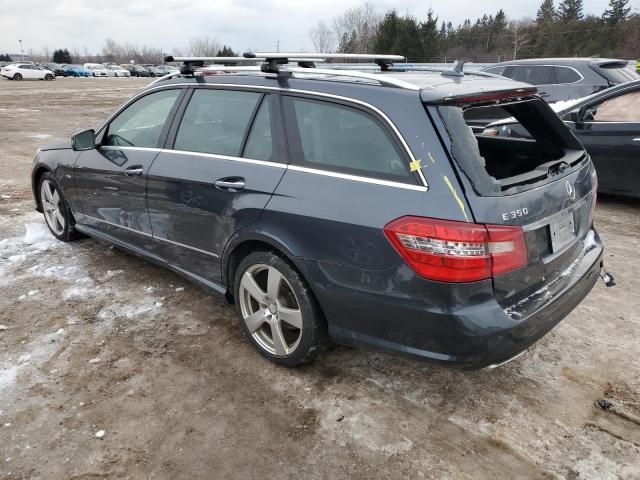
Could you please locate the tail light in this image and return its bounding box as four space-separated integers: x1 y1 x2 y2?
384 216 527 282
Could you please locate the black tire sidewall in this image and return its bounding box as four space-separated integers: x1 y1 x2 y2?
39 172 77 242
14 73 22 80
233 251 326 367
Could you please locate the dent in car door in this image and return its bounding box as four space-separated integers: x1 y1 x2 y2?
74 88 184 248
146 89 287 282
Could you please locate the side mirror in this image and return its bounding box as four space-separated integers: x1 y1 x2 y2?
566 109 581 123
72 129 95 151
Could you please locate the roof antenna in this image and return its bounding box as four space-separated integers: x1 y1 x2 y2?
442 60 465 78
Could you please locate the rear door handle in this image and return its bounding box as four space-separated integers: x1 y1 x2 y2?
124 166 144 177
214 177 245 192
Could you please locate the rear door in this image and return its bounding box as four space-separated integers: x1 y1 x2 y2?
74 88 184 248
571 89 640 194
146 87 287 282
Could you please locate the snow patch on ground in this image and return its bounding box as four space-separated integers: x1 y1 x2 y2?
28 133 52 140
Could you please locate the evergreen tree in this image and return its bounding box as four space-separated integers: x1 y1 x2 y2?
536 0 556 24
602 0 631 24
216 45 237 57
557 0 584 22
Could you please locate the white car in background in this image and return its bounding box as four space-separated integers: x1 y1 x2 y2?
0 63 55 80
105 65 130 77
84 63 109 77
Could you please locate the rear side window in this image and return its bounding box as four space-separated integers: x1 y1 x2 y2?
174 89 262 156
104 89 181 148
555 66 581 84
510 65 556 85
283 96 414 183
484 66 506 76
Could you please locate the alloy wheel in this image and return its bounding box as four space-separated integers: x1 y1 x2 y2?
238 264 303 356
40 180 65 236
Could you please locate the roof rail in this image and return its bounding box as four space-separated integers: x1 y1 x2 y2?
281 66 419 90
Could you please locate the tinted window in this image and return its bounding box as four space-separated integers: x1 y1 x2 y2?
484 66 506 76
510 65 556 85
555 66 581 84
284 96 413 182
174 89 261 156
243 97 273 161
595 63 639 84
103 89 181 148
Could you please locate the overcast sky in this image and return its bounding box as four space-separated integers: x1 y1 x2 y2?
0 0 634 56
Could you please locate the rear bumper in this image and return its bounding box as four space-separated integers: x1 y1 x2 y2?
303 229 603 369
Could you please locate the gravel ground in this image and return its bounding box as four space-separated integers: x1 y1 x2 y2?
0 77 639 480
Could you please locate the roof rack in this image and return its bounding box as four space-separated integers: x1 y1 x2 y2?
160 53 417 90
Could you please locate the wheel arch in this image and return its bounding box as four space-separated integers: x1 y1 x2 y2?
32 165 52 212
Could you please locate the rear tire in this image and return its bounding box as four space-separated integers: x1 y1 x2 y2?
38 173 79 242
13 73 22 80
234 251 328 367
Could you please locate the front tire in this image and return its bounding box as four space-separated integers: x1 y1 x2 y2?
39 173 79 242
44 73 53 80
234 251 327 367
13 73 22 80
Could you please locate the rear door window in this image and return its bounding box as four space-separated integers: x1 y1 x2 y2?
554 66 581 84
174 89 262 156
103 89 181 148
243 96 274 161
283 96 415 183
510 65 557 85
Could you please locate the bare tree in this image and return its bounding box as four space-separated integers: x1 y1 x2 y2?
508 20 532 60
185 36 221 57
332 1 381 53
42 46 50 62
309 21 336 52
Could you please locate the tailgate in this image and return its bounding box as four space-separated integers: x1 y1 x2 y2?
427 94 599 311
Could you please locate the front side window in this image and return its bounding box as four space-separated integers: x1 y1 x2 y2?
510 65 556 85
586 91 640 122
103 89 181 148
174 89 262 156
284 96 413 182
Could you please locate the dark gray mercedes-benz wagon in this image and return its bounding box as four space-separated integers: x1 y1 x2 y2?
31 54 604 369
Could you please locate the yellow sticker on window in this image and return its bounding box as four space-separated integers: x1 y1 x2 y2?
409 159 422 172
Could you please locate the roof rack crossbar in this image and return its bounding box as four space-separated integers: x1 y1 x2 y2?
243 52 405 62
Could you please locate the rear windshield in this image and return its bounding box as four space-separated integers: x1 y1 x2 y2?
434 98 584 196
594 62 639 84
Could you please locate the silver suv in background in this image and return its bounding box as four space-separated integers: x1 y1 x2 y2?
483 58 638 103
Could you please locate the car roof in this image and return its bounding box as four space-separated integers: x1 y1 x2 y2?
147 69 533 104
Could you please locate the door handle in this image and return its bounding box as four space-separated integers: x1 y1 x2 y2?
214 177 245 192
124 166 143 177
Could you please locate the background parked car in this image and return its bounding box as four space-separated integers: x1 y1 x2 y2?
483 58 639 103
484 79 640 198
105 65 130 77
64 64 92 77
120 64 150 77
41 63 68 77
84 63 109 77
140 64 165 77
154 64 179 75
0 63 54 80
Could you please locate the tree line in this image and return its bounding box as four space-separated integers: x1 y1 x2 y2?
310 0 639 62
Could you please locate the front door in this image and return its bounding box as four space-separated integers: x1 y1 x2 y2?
571 89 640 194
146 88 287 282
74 88 184 248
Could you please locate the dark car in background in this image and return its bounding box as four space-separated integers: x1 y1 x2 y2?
121 64 151 77
485 79 640 198
41 63 68 77
29 54 603 369
141 64 165 77
483 58 638 103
